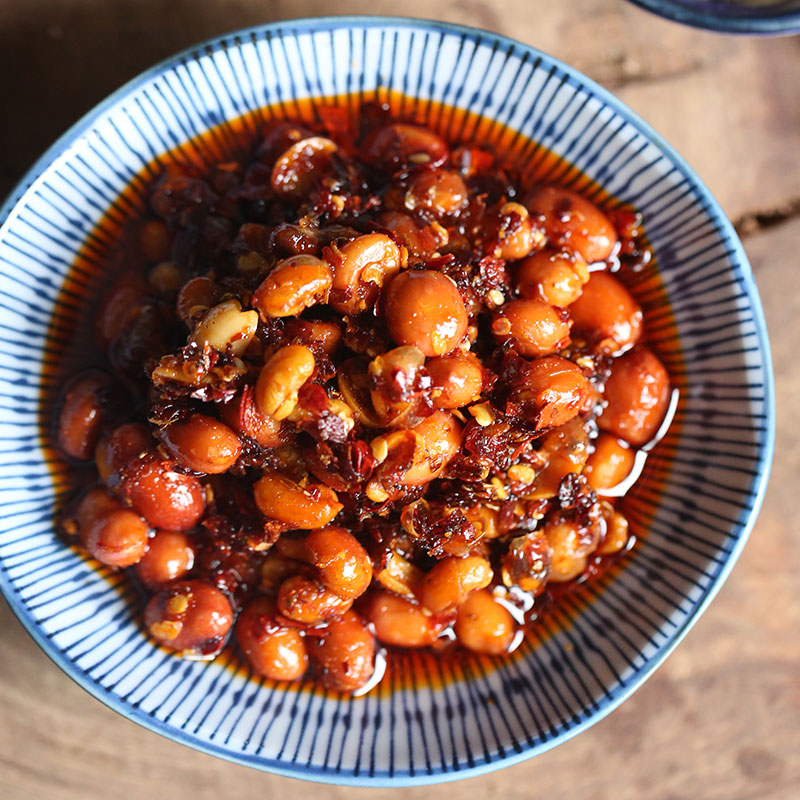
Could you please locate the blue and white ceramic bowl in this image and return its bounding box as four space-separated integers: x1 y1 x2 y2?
0 17 774 785
628 0 800 34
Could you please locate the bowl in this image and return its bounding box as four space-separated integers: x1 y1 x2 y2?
627 0 800 34
0 16 774 785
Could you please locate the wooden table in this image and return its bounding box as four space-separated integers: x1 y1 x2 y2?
1 2 798 798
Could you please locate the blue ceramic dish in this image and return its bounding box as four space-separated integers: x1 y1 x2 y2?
628 0 800 34
0 17 774 785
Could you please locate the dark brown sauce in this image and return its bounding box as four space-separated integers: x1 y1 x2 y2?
39 91 684 695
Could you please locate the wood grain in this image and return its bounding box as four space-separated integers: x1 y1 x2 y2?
1 2 798 799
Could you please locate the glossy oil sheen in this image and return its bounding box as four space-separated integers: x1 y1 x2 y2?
39 90 684 693
0 19 773 785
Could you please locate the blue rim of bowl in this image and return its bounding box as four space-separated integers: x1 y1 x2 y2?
627 0 800 34
0 15 776 786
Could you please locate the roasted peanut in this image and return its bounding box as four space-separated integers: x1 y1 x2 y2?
427 350 484 409
259 551 303 595
190 299 258 357
253 471 342 529
277 575 352 624
255 345 315 421
598 347 670 446
492 299 572 357
493 202 540 260
463 504 500 540
149 175 217 220
454 590 516 655
144 580 233 656
598 508 630 555
305 526 372 600
308 610 375 692
526 185 618 263
421 555 493 613
378 211 441 259
403 410 462 485
544 518 595 582
374 551 425 598
273 532 311 562
451 144 495 177
584 433 636 492
95 422 154 486
271 136 337 199
135 530 195 587
148 261 182 294
516 248 589 307
363 123 449 170
368 345 429 426
326 233 403 315
95 274 149 347
58 371 113 460
139 219 171 262
235 595 307 681
176 276 220 325
501 532 550 594
220 392 289 449
122 460 206 531
252 255 332 318
366 590 444 648
527 417 590 498
75 486 121 535
285 318 343 355
160 414 241 474
257 121 315 164
76 488 149 568
384 270 468 356
405 170 468 217
509 356 591 430
270 223 321 256
569 271 642 352
237 250 269 274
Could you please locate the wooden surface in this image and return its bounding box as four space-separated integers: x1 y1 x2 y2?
1 2 798 798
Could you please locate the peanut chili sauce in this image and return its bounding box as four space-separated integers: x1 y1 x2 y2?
42 91 682 693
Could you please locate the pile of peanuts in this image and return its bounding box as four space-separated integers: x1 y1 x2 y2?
57 110 672 692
